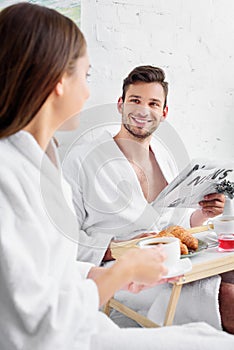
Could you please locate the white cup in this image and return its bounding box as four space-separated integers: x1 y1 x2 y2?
137 236 180 269
208 215 234 235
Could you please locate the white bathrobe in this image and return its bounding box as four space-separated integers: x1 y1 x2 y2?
0 130 233 349
63 131 222 330
63 130 193 264
0 131 115 350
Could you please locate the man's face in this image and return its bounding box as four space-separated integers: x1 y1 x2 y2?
118 82 168 139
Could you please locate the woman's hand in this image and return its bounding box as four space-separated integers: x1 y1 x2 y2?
123 275 181 294
89 246 168 306
116 246 167 286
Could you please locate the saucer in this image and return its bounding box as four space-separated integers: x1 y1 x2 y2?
163 258 192 278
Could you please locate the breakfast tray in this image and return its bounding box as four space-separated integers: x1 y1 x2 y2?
110 224 213 260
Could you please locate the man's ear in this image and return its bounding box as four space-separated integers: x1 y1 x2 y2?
117 97 123 114
161 106 168 121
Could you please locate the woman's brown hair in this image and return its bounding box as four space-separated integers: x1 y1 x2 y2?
0 2 86 138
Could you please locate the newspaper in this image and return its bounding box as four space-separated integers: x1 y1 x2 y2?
154 159 234 208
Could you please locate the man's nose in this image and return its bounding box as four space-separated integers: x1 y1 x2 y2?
136 106 149 117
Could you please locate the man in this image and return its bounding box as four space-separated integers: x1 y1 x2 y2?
63 66 233 333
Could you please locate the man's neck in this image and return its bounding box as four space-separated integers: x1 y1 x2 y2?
114 126 152 164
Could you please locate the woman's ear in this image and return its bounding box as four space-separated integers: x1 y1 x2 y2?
117 97 123 114
54 76 65 96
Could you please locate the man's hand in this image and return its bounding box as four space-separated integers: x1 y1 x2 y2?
113 232 156 244
199 193 225 218
191 193 226 226
129 232 157 240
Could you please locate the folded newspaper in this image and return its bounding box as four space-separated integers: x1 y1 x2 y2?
154 159 234 208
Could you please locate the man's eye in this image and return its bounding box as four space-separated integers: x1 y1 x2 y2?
130 99 140 104
150 102 160 108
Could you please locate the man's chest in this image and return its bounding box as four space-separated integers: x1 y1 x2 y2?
130 157 168 203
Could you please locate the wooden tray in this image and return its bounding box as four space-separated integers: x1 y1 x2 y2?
110 224 213 260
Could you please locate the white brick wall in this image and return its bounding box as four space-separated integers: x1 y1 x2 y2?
80 0 234 161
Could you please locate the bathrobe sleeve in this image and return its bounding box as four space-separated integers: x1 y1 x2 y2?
0 174 99 350
63 163 114 265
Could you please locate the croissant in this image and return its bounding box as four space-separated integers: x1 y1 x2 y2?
165 225 199 250
156 230 189 255
179 241 189 255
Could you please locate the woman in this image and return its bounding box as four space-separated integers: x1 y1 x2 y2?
0 3 233 350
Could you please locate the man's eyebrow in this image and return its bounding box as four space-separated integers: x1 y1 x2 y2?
127 95 163 103
128 95 142 98
149 98 162 103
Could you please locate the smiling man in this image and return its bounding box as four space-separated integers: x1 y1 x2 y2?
112 66 224 218
113 67 169 205
119 81 168 139
63 66 233 332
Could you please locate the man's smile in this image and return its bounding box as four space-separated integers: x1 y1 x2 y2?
129 113 153 126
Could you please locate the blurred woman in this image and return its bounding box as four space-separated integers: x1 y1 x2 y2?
0 3 232 349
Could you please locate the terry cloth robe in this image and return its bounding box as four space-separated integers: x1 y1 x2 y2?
63 131 222 330
1 131 233 350
63 130 193 264
0 131 117 350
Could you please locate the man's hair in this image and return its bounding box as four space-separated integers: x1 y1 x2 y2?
122 65 168 108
